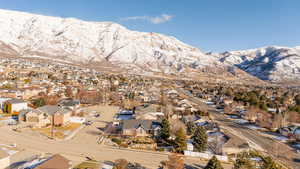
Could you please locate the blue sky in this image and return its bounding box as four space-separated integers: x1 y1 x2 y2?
0 0 299 52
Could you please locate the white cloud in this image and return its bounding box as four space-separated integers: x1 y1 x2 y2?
121 14 174 24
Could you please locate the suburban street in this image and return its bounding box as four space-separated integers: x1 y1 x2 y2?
0 105 233 169
176 88 300 169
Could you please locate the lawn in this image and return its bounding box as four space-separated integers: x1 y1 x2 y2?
73 160 100 169
0 113 13 118
32 123 81 139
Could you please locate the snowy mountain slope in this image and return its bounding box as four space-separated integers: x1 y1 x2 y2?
0 9 296 83
0 9 220 72
216 46 300 82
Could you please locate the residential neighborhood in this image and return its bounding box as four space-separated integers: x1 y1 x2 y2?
0 58 298 169
0 2 299 168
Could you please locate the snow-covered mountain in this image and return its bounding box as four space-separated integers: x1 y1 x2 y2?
0 9 298 83
0 9 220 73
216 46 300 82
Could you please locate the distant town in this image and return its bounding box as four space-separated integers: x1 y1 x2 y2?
0 57 297 169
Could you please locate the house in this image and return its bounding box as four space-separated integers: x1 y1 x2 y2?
24 105 72 127
121 119 161 137
18 109 33 121
37 105 72 126
0 149 10 169
0 97 11 111
33 154 72 169
25 109 51 127
4 99 28 114
115 110 134 121
58 98 80 110
182 115 200 123
0 90 23 99
22 87 47 99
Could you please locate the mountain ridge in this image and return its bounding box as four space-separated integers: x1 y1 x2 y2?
0 9 298 83
215 46 300 82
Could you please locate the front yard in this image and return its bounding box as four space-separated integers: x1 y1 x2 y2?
32 123 82 139
109 136 157 150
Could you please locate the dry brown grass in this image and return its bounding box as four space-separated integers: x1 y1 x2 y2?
32 123 81 139
0 113 12 117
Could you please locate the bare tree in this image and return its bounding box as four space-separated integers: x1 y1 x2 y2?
44 94 60 105
287 111 300 123
224 105 232 114
160 153 184 169
245 106 259 122
65 86 73 98
114 159 129 169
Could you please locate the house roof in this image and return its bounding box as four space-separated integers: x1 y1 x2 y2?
34 154 71 169
37 105 70 115
19 109 33 116
122 119 157 130
6 99 27 104
58 99 80 107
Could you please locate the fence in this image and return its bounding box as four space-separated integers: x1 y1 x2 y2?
184 151 228 162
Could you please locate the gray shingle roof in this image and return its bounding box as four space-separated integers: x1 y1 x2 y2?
122 120 154 130
6 99 26 104
58 99 80 107
37 105 70 115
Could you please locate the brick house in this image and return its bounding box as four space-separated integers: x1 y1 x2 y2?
24 105 71 127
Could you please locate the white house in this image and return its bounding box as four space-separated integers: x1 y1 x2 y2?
4 99 28 114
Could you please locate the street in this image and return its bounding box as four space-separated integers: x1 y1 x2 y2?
0 104 233 169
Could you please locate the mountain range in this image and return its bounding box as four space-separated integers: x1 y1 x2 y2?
0 9 299 83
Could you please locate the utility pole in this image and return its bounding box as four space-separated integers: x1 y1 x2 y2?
51 114 54 139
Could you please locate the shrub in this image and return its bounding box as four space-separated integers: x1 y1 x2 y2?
111 138 122 145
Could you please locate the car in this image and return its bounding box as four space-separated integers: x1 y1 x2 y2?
83 121 93 126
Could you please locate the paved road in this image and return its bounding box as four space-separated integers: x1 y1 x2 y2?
176 88 300 169
0 126 218 169
0 106 234 169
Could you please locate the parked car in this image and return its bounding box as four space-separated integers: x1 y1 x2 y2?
83 121 93 126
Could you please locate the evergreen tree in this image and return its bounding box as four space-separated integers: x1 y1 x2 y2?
233 152 254 169
174 128 187 153
186 121 196 135
204 156 224 169
33 98 46 107
262 156 281 169
160 118 171 141
295 94 300 105
191 126 207 152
